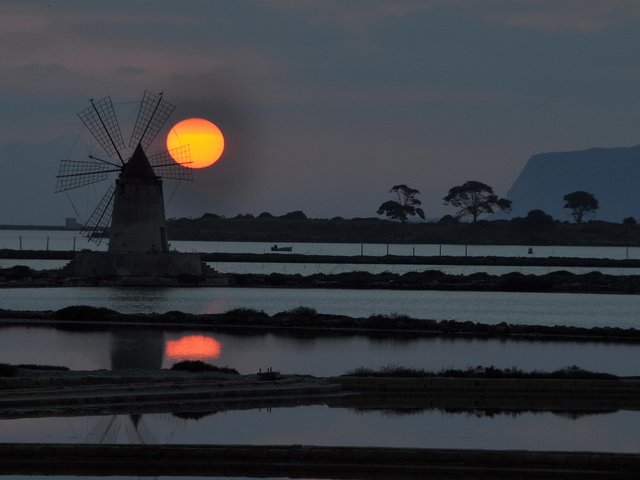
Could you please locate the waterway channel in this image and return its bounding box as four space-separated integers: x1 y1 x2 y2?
1 286 639 328
1 324 639 376
1 407 639 453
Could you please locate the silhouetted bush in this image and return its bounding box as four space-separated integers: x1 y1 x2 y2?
280 306 318 318
499 272 553 291
524 209 554 228
623 216 637 225
224 308 268 321
2 265 33 280
438 214 458 225
257 369 282 381
170 361 238 374
279 210 307 220
53 305 118 321
344 364 618 380
348 365 427 378
15 364 69 371
0 363 17 377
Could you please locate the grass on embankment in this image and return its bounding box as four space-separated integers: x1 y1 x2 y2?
345 365 619 380
0 363 69 377
170 360 238 374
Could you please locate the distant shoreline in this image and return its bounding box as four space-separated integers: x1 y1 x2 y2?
5 215 640 246
4 249 640 267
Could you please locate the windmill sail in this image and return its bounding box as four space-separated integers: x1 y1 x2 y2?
77 96 126 162
149 145 193 181
129 91 175 150
55 159 117 192
81 185 115 245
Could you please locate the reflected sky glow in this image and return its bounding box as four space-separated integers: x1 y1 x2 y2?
165 335 222 361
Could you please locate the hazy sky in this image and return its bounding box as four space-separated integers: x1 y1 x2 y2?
1 0 639 224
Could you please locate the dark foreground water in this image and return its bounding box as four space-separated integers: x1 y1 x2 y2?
1 407 638 452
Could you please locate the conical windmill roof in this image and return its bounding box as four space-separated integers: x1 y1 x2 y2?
121 144 157 179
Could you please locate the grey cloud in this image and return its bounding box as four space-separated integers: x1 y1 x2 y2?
115 65 147 76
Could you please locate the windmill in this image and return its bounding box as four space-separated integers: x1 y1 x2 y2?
56 91 192 253
56 91 208 279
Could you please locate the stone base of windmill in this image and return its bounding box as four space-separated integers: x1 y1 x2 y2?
69 251 223 285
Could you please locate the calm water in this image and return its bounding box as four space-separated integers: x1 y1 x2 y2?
0 326 639 376
1 286 638 328
2 286 638 375
1 407 638 452
1 234 637 457
2 229 640 259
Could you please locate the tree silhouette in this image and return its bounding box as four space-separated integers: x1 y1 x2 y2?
443 180 512 223
563 191 598 223
523 209 554 229
377 184 425 223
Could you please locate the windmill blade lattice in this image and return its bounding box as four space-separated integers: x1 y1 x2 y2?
149 145 193 181
77 96 126 162
55 159 118 192
81 184 115 245
129 91 175 150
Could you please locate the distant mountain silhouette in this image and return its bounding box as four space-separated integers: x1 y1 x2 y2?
506 144 640 222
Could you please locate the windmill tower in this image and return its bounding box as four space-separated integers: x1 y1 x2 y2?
56 91 207 281
109 143 170 254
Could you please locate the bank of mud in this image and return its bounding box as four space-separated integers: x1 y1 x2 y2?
2 306 640 344
1 367 640 419
2 443 639 478
5 254 640 294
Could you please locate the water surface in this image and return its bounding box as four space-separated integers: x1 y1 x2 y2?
1 326 638 376
1 286 638 328
2 230 640 259
1 407 638 452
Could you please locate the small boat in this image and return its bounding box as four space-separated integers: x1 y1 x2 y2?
271 244 292 252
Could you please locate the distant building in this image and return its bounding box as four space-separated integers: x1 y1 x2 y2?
65 217 82 230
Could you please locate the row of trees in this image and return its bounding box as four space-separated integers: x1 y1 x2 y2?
377 182 600 224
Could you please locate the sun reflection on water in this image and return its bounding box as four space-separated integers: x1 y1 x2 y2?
165 335 222 361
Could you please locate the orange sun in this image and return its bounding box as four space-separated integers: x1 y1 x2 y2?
166 117 224 168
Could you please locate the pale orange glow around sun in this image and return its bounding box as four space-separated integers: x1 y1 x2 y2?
166 117 224 168
166 335 222 361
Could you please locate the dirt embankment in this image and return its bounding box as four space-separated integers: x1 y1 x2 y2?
2 305 640 344
2 367 640 478
3 443 640 479
1 367 639 419
5 251 640 293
